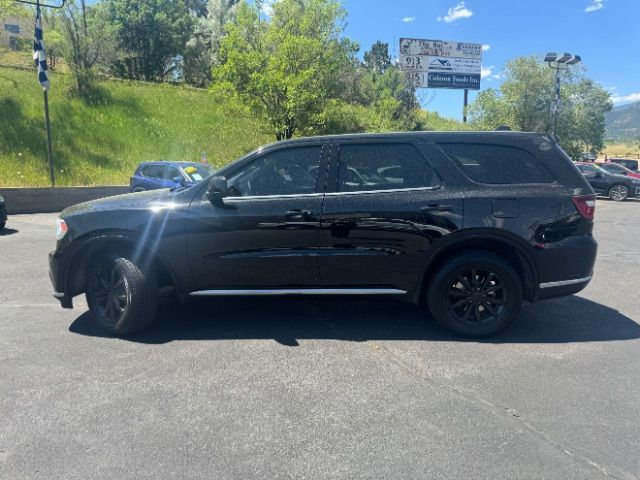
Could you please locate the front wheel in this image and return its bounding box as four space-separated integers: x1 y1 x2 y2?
609 184 629 202
132 187 146 193
86 254 158 335
427 251 523 337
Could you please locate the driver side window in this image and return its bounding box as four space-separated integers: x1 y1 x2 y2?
227 146 321 197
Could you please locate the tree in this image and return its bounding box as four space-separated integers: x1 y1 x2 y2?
212 0 358 140
359 41 419 131
183 0 240 86
0 0 21 17
56 0 119 92
363 40 391 75
469 55 612 157
106 0 194 81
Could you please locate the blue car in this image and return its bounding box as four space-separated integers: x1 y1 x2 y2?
130 161 215 192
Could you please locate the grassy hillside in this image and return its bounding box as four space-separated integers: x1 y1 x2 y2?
0 66 469 187
0 68 271 186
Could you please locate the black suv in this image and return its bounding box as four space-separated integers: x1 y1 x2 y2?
50 132 597 337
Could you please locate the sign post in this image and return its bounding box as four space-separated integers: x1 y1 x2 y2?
399 38 482 123
463 89 469 124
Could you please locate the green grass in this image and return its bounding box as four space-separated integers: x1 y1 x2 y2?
0 67 271 186
0 66 469 187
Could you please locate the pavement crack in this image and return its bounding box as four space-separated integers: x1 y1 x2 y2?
370 342 627 480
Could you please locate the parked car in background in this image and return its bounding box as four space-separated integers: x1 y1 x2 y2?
596 162 640 179
579 152 597 162
609 158 639 172
575 162 640 201
50 132 598 338
130 161 215 192
0 193 7 230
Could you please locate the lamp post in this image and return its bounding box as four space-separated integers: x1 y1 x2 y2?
545 52 581 136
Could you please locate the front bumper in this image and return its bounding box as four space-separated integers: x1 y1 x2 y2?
49 250 73 308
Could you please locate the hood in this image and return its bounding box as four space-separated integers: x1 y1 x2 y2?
61 188 172 217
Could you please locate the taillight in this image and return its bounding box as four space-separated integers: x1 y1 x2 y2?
572 194 596 221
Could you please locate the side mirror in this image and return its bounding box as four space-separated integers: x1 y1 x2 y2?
207 176 228 205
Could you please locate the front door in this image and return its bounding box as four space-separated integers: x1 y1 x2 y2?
577 164 608 194
187 144 328 290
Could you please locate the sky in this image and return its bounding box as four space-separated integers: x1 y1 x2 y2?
335 0 640 120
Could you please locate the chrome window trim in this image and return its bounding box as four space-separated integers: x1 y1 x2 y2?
221 186 441 202
539 276 592 289
190 288 407 297
224 192 325 201
325 185 441 196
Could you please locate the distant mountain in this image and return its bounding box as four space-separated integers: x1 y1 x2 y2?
606 102 640 141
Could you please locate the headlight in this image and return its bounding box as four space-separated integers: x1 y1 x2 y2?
55 218 68 240
0 194 4 203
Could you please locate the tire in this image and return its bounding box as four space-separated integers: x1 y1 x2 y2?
0 222 5 230
132 187 146 193
608 184 628 202
85 253 158 336
427 251 523 337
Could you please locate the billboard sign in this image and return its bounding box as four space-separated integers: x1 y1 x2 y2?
399 38 483 90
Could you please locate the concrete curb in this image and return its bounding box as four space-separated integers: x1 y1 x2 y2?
0 186 130 214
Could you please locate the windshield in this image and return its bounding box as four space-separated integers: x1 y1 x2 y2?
183 164 215 183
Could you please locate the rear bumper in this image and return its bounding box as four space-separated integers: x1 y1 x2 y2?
534 235 597 301
537 275 592 300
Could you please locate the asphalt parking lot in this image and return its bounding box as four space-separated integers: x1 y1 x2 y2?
1 200 639 480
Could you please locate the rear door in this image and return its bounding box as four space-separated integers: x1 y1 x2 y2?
318 139 463 292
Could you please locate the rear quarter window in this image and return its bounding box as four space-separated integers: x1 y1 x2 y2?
439 143 554 184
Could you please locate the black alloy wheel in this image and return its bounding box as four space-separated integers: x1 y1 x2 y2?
446 268 506 324
427 251 523 337
88 262 129 327
86 254 158 335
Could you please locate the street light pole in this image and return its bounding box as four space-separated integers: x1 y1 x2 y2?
551 67 561 136
545 52 581 136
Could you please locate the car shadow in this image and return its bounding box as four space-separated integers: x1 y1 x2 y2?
69 294 640 345
0 227 18 236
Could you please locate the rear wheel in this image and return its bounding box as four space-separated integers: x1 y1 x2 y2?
0 221 5 230
86 254 158 335
427 251 523 337
609 184 628 202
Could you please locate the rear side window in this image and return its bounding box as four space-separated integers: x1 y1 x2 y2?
440 144 553 184
336 143 440 192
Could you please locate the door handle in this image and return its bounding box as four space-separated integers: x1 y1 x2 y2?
285 209 314 221
421 204 452 212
